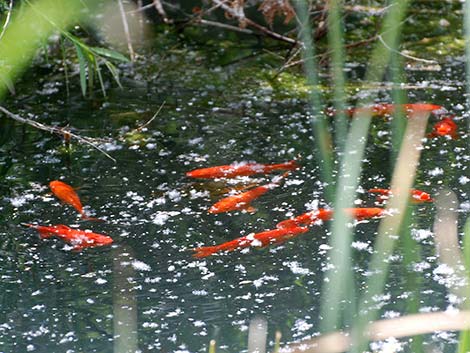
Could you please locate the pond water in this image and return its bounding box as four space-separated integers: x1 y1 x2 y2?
0 23 469 353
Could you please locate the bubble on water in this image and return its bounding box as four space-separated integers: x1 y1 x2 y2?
9 194 35 207
459 176 469 185
151 211 180 225
292 318 313 338
428 167 444 177
351 241 372 253
411 228 433 241
132 260 151 271
370 337 405 353
283 261 311 275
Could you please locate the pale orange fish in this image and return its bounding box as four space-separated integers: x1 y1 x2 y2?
338 103 445 118
368 188 433 204
49 180 101 221
186 160 299 179
23 223 113 251
427 116 458 140
276 207 385 228
192 226 309 258
208 173 288 214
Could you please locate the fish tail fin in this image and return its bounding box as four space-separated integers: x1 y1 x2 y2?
192 246 219 258
21 223 53 238
81 214 105 222
285 160 300 170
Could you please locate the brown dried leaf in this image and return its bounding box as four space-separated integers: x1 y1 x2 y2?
258 0 295 25
223 0 247 28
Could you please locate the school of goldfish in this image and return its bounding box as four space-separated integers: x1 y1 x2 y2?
188 102 457 258
22 102 457 255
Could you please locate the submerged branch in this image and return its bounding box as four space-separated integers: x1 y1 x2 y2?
0 106 116 162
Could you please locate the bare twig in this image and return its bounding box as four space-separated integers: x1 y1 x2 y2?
0 106 116 162
378 34 438 64
0 0 13 41
196 18 255 35
131 101 166 134
117 0 136 62
153 0 172 24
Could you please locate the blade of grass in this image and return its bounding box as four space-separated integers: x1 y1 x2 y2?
351 109 429 353
293 0 334 201
282 310 470 353
0 0 88 100
458 217 470 353
390 43 407 165
73 41 88 97
320 0 411 334
326 0 347 153
91 46 130 62
464 0 470 141
400 205 424 353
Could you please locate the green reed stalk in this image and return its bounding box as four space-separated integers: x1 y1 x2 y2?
326 0 347 154
400 206 424 353
458 217 470 353
0 0 88 101
319 0 411 334
351 109 429 353
465 0 470 141
390 47 407 165
293 0 334 201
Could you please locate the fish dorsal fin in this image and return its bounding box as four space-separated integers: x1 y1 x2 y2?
242 206 257 213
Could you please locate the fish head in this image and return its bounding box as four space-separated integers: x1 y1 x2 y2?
429 116 458 139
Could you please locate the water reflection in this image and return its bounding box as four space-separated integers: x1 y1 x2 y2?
113 246 138 353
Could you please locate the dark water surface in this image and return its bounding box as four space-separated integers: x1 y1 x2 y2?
0 37 469 353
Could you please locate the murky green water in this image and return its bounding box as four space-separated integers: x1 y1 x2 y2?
0 17 469 353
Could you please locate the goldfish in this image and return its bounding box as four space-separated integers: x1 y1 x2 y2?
368 188 433 204
49 180 101 221
23 223 113 251
276 207 385 228
192 226 309 258
339 103 445 118
186 160 299 179
427 116 458 139
208 173 288 213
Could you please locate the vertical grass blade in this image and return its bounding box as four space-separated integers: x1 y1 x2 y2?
327 0 348 153
458 217 470 353
400 205 424 353
464 0 470 140
208 339 216 353
73 42 88 97
293 0 334 201
320 0 411 334
351 109 429 353
390 49 407 166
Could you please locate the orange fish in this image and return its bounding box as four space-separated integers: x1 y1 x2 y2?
339 103 445 118
368 188 433 204
192 226 309 258
23 223 113 251
276 207 385 228
208 173 288 213
49 180 101 221
427 116 458 139
186 160 299 179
